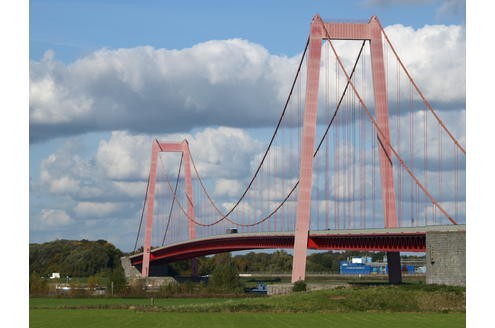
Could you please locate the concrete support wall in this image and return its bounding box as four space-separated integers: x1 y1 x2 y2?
121 256 172 279
426 230 465 286
267 283 349 295
267 284 293 295
120 257 141 279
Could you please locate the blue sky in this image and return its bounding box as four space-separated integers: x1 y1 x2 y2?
30 0 463 63
26 0 469 253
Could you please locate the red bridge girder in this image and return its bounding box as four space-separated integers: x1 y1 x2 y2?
308 233 425 252
129 231 426 267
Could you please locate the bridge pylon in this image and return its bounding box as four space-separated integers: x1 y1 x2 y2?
141 139 196 278
291 15 398 283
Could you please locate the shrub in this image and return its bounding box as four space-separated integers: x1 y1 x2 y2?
29 272 48 295
209 253 243 293
292 280 307 292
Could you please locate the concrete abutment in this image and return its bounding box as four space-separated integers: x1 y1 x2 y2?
426 230 465 286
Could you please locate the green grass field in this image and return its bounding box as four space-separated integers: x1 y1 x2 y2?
29 285 465 327
30 310 465 328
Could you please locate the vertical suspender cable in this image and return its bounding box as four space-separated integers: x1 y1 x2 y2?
161 154 183 246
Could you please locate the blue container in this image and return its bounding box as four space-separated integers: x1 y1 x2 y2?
340 262 372 275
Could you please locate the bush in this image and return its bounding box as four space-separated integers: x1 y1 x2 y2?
29 272 48 295
107 267 127 295
292 280 307 292
209 253 243 293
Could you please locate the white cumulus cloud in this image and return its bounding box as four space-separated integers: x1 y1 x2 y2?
74 202 121 218
29 25 464 143
39 209 72 227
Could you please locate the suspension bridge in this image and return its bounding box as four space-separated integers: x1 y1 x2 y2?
128 15 466 284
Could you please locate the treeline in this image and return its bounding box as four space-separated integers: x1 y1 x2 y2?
30 239 123 277
30 239 420 279
168 250 390 276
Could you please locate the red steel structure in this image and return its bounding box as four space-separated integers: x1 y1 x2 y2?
131 228 429 265
291 15 397 282
129 225 465 269
141 140 195 278
135 15 465 283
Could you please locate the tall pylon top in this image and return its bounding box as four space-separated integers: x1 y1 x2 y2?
308 15 384 41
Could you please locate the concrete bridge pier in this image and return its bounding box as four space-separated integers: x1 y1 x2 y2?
387 251 402 284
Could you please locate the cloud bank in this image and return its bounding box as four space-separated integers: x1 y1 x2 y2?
30 24 465 143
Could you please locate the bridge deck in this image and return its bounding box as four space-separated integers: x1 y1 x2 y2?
129 225 465 266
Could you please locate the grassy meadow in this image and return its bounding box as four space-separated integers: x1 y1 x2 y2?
30 284 465 328
30 310 465 328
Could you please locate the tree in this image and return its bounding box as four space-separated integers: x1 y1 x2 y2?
199 256 215 275
168 259 192 276
107 267 127 295
87 275 101 289
29 239 123 277
268 250 292 272
209 253 243 292
307 252 336 272
29 272 48 295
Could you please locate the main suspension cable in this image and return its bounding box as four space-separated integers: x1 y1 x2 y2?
167 38 364 228
314 40 366 156
133 173 150 253
189 152 225 216
376 18 466 155
182 36 310 224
